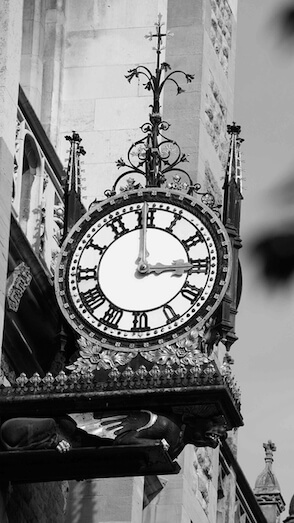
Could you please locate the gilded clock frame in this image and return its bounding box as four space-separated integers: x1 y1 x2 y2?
55 188 232 351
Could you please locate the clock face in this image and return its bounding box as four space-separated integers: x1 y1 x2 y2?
55 189 232 351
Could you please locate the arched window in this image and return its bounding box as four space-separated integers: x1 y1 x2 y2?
19 135 40 231
18 134 44 252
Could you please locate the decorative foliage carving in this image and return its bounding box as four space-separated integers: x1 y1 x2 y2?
221 353 241 405
119 177 143 193
12 118 22 203
17 361 199 389
53 204 64 245
52 322 243 402
6 262 32 312
205 72 229 167
0 354 16 385
210 0 233 76
204 161 223 209
196 448 213 481
67 336 136 373
254 493 285 513
0 357 241 411
67 320 221 375
191 447 214 515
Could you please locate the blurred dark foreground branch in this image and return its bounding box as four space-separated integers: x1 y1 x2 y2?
253 3 294 283
253 231 294 283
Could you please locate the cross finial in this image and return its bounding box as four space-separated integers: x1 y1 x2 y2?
145 14 173 71
263 440 276 467
145 13 167 45
227 121 241 136
117 17 194 191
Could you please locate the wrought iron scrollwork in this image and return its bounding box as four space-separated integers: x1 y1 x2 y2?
104 14 207 197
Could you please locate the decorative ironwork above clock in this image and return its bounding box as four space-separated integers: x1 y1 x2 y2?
102 14 219 214
55 188 232 352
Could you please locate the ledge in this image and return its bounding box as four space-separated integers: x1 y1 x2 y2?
0 382 243 430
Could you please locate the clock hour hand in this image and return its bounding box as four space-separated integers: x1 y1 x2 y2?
136 202 149 271
146 259 193 276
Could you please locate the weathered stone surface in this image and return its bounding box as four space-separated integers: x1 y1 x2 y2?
62 65 141 101
65 477 144 523
5 482 67 523
64 0 167 32
0 0 23 361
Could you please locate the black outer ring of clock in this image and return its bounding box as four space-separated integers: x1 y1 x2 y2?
55 188 232 351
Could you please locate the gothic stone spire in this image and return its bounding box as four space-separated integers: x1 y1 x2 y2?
254 440 285 523
62 131 86 242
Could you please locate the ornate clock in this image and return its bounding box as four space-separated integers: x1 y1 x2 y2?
55 188 232 352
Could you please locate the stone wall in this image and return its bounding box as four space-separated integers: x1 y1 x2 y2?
57 0 167 206
65 477 144 523
5 482 68 523
0 0 23 358
142 445 220 523
164 0 237 196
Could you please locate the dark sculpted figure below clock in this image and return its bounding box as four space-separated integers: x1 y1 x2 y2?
0 410 227 458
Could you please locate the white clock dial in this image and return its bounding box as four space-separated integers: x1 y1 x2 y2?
55 189 231 351
98 228 188 311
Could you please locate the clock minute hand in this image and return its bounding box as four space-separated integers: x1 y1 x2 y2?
136 202 149 271
147 259 193 276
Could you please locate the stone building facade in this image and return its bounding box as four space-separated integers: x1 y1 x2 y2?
0 1 275 522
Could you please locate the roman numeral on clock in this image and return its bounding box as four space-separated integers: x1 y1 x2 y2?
165 212 182 233
136 207 157 228
182 230 205 250
81 286 105 310
102 304 123 328
131 311 150 331
190 257 210 274
146 207 156 227
107 216 129 239
77 266 97 281
163 304 180 324
85 238 107 255
181 282 202 303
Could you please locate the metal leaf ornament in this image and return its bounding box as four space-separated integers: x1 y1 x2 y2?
67 337 136 372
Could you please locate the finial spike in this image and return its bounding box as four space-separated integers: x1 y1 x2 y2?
61 131 86 243
225 122 244 194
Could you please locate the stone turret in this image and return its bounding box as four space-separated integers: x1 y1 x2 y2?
254 440 285 523
216 123 243 351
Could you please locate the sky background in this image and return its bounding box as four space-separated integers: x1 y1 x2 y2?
234 0 294 510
